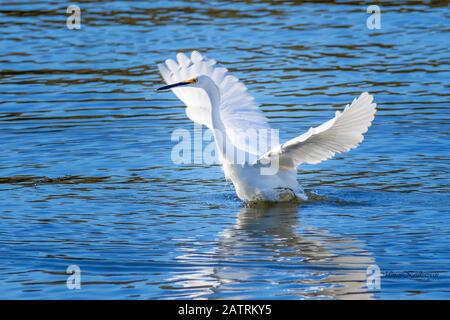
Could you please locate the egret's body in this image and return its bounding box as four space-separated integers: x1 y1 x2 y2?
158 51 376 202
223 163 302 202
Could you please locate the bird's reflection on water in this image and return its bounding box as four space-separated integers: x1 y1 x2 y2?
170 202 375 299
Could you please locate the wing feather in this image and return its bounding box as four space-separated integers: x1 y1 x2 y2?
258 92 376 168
158 51 272 155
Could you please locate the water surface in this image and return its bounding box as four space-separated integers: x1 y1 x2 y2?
0 1 449 299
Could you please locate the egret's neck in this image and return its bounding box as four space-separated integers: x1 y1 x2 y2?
199 77 221 126
198 76 230 160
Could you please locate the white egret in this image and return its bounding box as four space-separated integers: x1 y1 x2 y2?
157 51 376 202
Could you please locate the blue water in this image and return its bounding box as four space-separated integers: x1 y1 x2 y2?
0 1 449 299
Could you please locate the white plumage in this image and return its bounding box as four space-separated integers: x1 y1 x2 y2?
158 51 272 156
258 92 376 168
158 51 376 202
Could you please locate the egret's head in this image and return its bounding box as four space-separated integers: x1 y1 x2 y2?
157 77 198 91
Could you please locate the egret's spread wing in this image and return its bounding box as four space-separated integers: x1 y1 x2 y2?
158 51 272 155
258 92 376 168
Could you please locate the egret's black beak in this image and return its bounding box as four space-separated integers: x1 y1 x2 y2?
157 81 191 91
